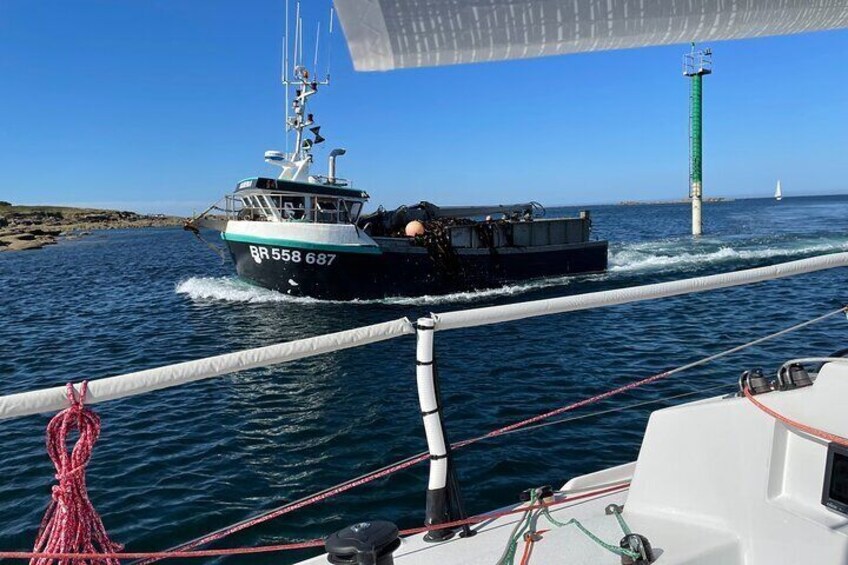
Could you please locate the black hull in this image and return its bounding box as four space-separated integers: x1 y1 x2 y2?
225 239 608 300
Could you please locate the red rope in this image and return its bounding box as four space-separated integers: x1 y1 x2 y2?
13 358 666 563
519 529 549 565
30 381 123 565
743 387 848 446
64 364 669 564
518 535 534 565
136 370 665 562
132 452 430 564
0 483 628 561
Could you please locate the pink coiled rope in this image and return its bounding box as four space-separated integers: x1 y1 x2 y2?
30 381 122 565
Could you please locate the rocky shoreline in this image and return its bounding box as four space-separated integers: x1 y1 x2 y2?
0 204 183 252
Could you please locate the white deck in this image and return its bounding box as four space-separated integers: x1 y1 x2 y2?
300 487 633 565
300 361 848 564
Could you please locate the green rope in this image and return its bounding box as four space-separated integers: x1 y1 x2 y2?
540 500 640 560
496 490 540 565
611 507 632 536
497 489 642 563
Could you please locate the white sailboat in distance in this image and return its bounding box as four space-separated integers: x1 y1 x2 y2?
775 180 783 201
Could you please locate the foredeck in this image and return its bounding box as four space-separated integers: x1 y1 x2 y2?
296 480 742 564
299 488 634 565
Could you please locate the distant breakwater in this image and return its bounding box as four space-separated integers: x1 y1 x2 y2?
618 197 732 206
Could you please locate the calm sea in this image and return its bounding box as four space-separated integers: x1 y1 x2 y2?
2 195 847 563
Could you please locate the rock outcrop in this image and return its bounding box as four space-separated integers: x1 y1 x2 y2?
0 205 183 252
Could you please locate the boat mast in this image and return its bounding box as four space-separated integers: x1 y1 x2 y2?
267 1 333 182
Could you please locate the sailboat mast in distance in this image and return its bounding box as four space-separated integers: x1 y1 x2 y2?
775 180 783 201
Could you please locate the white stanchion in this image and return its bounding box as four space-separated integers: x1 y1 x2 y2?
433 252 848 331
416 316 467 540
416 317 449 491
0 318 414 421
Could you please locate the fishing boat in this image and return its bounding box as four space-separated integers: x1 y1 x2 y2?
185 42 607 300
776 180 783 201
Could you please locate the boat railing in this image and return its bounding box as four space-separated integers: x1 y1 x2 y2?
2 252 848 551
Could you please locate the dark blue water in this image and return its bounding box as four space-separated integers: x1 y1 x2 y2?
2 195 848 563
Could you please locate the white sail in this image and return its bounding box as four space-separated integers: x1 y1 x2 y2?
334 0 848 71
775 180 783 201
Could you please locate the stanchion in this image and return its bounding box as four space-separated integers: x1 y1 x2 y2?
415 317 471 541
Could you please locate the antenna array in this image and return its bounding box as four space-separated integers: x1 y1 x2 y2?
282 0 335 155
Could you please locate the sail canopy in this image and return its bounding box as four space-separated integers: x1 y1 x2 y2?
334 0 848 71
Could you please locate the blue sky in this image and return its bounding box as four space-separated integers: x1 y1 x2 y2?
1 1 846 214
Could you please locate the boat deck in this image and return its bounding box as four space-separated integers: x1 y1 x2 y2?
298 485 743 564
300 361 848 565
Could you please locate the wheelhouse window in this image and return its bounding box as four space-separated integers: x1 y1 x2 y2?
237 196 263 221
315 198 339 223
281 196 306 220
233 191 365 224
347 201 363 222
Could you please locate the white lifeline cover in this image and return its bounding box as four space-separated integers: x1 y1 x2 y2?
334 0 848 71
0 318 414 421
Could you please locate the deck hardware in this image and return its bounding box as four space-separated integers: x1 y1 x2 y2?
619 533 655 564
325 520 400 565
523 531 543 543
520 485 553 502
605 503 624 515
777 363 813 390
738 368 772 396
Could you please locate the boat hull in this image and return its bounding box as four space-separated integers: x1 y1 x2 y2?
224 238 608 300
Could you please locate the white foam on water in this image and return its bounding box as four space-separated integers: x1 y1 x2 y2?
377 277 573 305
175 275 573 306
609 237 848 274
175 277 322 304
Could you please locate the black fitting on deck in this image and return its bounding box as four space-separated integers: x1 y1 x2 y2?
738 368 772 396
325 521 400 565
424 487 455 542
777 363 813 390
619 533 655 565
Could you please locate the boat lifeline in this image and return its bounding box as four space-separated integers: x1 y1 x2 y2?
186 69 607 300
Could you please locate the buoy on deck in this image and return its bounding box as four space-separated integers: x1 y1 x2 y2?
405 220 425 237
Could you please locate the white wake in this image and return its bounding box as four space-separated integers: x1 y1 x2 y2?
609 237 848 274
